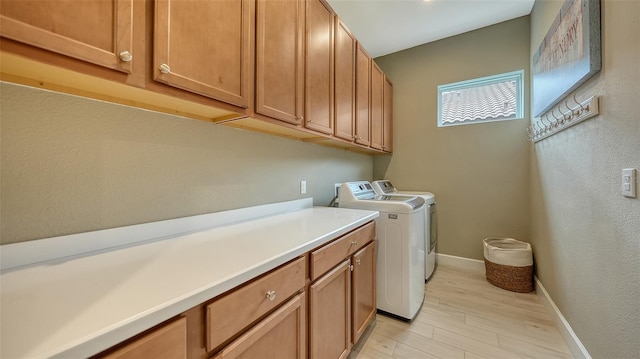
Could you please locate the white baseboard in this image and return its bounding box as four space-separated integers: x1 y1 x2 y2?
436 253 485 273
534 277 591 359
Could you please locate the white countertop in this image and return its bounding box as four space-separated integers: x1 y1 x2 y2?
0 199 378 359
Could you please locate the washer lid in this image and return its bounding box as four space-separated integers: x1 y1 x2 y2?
338 181 425 213
372 180 436 204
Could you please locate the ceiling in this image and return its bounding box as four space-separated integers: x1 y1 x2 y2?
326 0 535 58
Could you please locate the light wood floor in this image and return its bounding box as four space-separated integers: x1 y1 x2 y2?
352 264 573 359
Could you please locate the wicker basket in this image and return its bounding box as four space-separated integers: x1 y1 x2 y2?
483 238 533 293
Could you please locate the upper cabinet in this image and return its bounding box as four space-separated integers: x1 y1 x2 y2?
154 0 253 108
383 76 393 153
255 0 305 125
0 0 135 74
354 44 371 147
333 19 356 142
0 0 392 154
304 0 334 135
370 61 384 151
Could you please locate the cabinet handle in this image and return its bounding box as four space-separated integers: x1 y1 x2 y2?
119 51 133 62
265 290 277 301
349 264 354 272
159 63 171 74
351 240 358 246
355 259 361 265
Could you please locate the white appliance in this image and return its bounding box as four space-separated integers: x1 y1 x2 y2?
372 180 437 280
338 181 425 321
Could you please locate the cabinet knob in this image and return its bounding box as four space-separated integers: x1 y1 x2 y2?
265 290 277 301
351 240 358 246
159 63 171 74
355 259 361 265
119 51 133 62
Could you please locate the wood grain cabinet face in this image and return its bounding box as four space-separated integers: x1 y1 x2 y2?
370 61 384 151
98 317 187 359
154 0 252 107
0 0 134 73
310 221 375 281
309 259 352 359
255 0 305 125
304 0 334 135
206 257 306 352
309 222 376 358
213 293 306 359
333 19 356 142
355 44 371 146
383 77 393 153
352 241 376 344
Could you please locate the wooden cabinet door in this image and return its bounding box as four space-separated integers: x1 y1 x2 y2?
304 0 334 135
383 76 393 153
154 0 252 107
370 61 384 150
352 241 376 344
0 0 134 73
310 259 351 359
334 19 356 142
354 44 370 146
255 0 305 125
213 293 306 359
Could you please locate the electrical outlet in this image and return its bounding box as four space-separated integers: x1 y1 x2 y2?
622 168 636 198
300 180 307 194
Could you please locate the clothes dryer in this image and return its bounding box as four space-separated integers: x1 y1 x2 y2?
339 181 425 320
372 180 437 280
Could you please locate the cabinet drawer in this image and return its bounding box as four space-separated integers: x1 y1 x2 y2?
206 256 306 352
99 317 187 359
310 221 375 281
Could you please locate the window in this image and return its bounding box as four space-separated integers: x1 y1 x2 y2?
437 70 524 127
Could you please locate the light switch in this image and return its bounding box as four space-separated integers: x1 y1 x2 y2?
622 168 636 198
300 180 307 194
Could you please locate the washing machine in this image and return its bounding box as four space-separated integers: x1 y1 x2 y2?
339 181 425 321
372 180 437 280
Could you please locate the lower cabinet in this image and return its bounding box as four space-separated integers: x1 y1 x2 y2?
309 223 377 359
95 221 376 359
212 293 306 359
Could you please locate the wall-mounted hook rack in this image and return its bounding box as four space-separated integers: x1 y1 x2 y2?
527 95 600 142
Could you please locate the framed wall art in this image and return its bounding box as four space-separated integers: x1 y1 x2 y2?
532 0 601 117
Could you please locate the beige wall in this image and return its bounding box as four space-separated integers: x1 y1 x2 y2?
529 1 640 357
373 17 531 260
0 82 373 244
